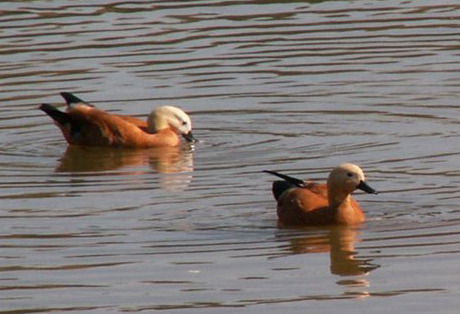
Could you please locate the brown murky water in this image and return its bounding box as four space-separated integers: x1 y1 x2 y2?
1 0 460 312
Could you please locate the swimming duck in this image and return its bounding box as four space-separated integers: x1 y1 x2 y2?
264 163 377 226
39 92 196 148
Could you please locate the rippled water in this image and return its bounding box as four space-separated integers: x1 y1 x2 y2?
1 0 460 312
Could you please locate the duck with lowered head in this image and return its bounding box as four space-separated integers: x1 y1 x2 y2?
39 92 196 148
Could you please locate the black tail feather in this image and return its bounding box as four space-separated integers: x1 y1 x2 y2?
263 170 305 187
39 104 70 125
264 170 306 201
272 180 297 201
60 92 89 106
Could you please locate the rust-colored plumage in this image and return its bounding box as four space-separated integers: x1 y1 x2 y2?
39 92 196 148
265 163 377 226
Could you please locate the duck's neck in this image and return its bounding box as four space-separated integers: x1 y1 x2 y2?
147 113 168 134
328 190 363 224
328 191 351 211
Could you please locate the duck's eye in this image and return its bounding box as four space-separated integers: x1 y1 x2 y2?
175 115 188 126
347 172 354 177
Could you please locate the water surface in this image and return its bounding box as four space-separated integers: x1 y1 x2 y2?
1 0 460 313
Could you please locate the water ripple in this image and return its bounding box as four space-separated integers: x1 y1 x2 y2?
1 0 460 312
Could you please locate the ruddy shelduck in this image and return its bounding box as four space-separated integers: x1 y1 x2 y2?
39 92 196 148
264 163 377 226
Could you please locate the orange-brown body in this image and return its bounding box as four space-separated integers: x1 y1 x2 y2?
276 182 365 226
40 92 195 149
58 106 181 148
265 164 376 227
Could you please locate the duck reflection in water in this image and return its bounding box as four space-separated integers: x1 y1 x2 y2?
287 227 379 276
281 226 380 298
56 145 194 191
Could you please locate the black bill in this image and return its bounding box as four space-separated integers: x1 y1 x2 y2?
357 180 378 194
182 132 197 143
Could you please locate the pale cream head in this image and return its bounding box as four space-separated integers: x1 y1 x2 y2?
147 106 193 135
327 163 367 196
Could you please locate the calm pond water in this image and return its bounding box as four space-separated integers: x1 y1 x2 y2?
1 0 460 312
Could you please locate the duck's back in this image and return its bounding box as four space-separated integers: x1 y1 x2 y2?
114 114 148 131
63 107 179 148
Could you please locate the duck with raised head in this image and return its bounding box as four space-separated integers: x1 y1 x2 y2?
264 163 377 226
39 92 196 148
